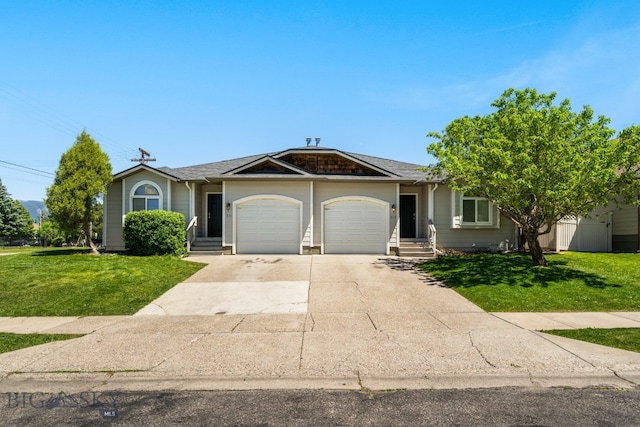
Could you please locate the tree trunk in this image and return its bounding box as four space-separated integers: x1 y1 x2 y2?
524 230 547 267
83 220 99 255
517 228 526 253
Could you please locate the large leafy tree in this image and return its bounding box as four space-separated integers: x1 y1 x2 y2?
37 220 67 247
46 130 112 254
427 88 640 266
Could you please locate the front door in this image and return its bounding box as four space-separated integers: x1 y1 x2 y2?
207 194 222 238
400 194 417 238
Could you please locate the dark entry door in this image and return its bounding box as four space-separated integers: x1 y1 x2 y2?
400 194 417 238
207 194 222 238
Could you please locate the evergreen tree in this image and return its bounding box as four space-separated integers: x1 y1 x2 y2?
0 179 19 243
12 200 35 241
46 131 112 254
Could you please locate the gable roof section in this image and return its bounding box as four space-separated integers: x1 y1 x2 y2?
272 149 392 177
348 152 441 182
113 163 181 181
223 155 313 176
115 146 440 183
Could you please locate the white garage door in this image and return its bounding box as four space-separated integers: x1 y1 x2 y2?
324 199 387 254
236 198 301 254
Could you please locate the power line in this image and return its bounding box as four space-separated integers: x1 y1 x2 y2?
0 159 55 177
0 81 138 162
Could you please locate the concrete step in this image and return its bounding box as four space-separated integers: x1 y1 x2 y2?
399 244 431 250
192 237 222 243
188 250 224 256
189 238 224 255
398 241 435 258
398 247 435 255
398 244 432 250
398 251 435 258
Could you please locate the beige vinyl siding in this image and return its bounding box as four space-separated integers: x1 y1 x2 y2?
610 202 638 236
122 171 171 211
224 181 311 248
314 182 397 248
169 181 190 222
104 181 125 251
433 185 516 251
419 185 429 238
608 197 639 252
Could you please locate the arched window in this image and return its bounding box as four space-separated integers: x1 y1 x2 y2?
131 181 162 211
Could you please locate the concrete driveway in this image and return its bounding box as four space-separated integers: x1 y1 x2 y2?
0 254 639 392
135 255 316 315
134 255 479 316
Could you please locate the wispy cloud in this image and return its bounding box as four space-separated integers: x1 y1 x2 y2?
472 20 544 37
489 24 640 128
383 21 640 130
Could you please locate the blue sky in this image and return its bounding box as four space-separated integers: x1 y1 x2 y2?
1 1 639 200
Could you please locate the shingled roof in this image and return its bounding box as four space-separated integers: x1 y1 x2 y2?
145 146 441 183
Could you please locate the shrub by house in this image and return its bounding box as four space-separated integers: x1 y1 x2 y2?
123 210 186 256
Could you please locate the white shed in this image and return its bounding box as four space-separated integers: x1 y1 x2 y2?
538 214 612 252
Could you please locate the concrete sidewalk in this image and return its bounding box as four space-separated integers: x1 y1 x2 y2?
0 255 639 392
492 312 640 330
3 311 640 334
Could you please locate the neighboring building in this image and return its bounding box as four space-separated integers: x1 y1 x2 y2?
103 145 518 255
539 196 640 253
609 197 640 252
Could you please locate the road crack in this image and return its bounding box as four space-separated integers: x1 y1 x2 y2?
468 331 496 368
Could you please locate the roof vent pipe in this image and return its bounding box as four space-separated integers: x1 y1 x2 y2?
306 137 312 147
315 137 320 146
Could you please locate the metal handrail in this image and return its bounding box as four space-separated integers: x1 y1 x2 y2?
428 223 436 249
185 216 198 252
428 223 444 255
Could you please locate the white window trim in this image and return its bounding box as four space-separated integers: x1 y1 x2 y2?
461 195 492 226
129 180 163 212
452 190 500 229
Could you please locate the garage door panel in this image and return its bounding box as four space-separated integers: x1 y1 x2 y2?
324 200 387 254
237 199 300 254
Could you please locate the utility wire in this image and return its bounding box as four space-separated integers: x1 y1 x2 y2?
0 159 55 177
0 165 54 179
0 82 138 162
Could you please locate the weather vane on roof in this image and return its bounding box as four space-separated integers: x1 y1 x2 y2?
131 147 156 163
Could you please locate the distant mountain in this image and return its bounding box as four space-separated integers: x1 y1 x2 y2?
19 200 47 222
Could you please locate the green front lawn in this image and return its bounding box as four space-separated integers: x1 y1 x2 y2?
0 333 84 354
419 252 640 312
0 248 206 316
544 328 640 353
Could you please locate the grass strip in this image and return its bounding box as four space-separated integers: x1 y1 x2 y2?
0 333 84 354
0 248 206 316
419 252 640 312
544 328 640 353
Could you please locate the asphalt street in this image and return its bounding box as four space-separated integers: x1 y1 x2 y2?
2 388 639 426
2 255 639 426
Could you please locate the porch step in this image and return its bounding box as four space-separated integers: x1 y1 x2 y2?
188 238 224 256
398 240 436 258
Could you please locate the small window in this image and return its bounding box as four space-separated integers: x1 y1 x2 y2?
134 184 159 196
462 196 491 225
131 182 162 211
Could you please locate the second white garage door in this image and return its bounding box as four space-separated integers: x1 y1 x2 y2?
236 198 301 254
324 199 388 254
